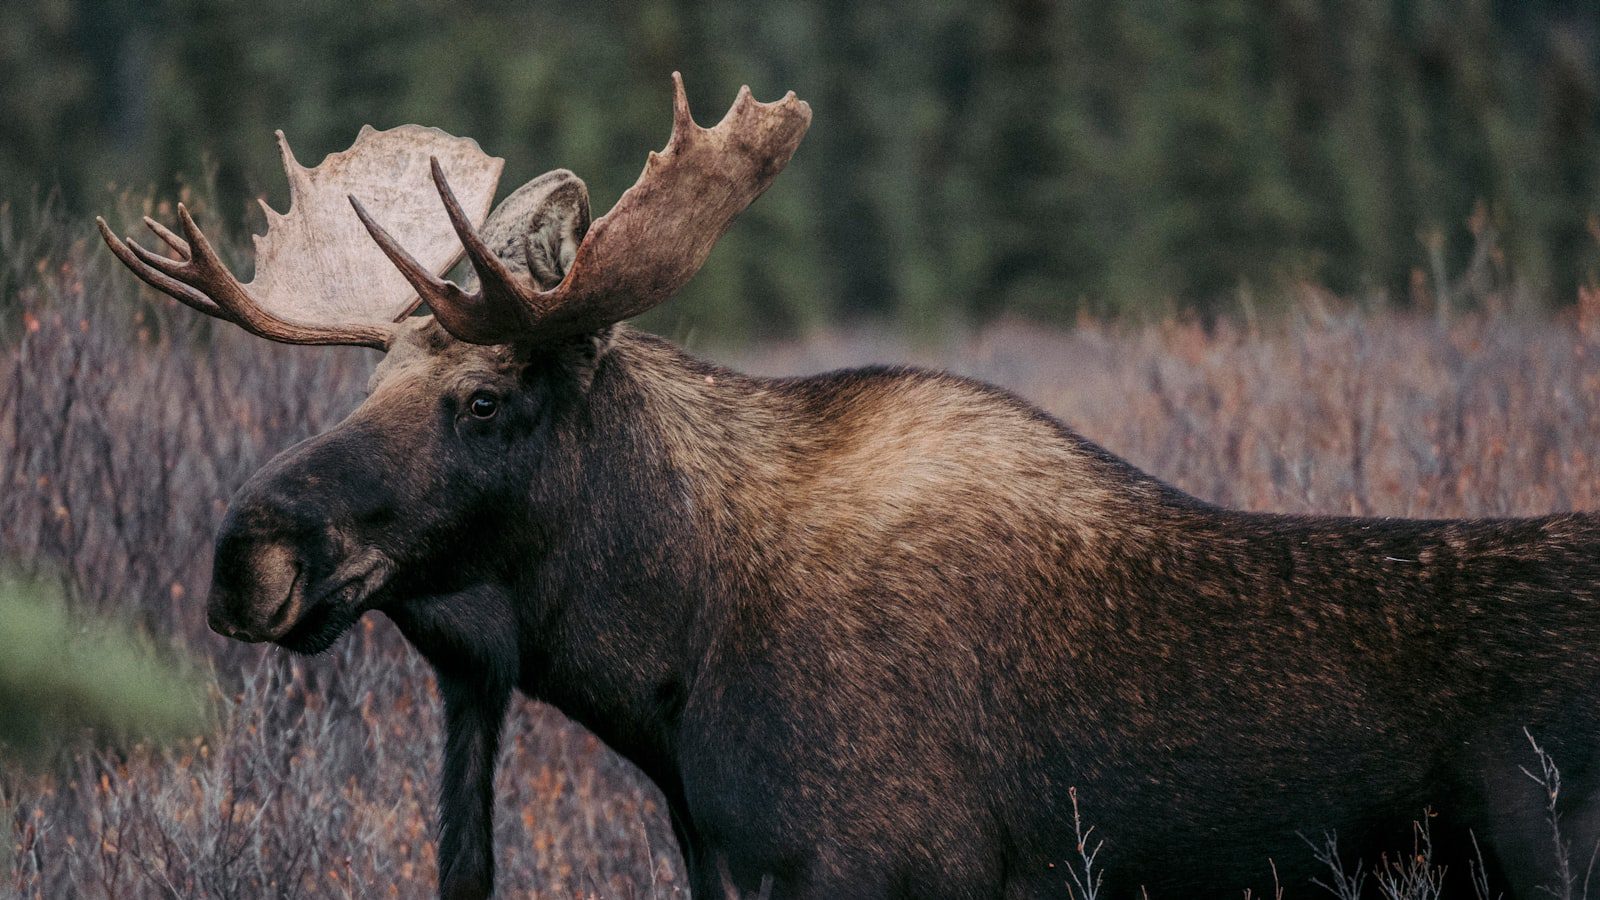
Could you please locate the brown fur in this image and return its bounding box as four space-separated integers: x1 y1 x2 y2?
201 187 1600 900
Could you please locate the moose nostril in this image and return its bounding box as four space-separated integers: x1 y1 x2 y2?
207 601 262 641
207 539 301 642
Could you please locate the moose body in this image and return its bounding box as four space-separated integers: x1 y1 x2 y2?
99 76 1600 898
319 324 1600 899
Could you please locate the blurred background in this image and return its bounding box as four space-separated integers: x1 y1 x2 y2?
4 0 1600 338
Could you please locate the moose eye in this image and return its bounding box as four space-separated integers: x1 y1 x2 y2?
467 393 499 419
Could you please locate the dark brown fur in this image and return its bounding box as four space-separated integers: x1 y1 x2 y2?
200 180 1600 899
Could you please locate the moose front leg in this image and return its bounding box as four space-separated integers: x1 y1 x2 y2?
388 587 519 900
436 671 510 900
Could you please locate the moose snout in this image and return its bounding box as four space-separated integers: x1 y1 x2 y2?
207 539 305 642
205 428 397 644
207 474 328 643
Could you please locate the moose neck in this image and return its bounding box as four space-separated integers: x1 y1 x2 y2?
512 329 798 784
509 327 1178 789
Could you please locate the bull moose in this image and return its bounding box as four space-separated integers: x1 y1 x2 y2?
98 75 1600 899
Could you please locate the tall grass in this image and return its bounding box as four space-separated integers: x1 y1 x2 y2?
9 211 1600 895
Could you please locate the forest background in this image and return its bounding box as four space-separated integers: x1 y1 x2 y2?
5 0 1599 337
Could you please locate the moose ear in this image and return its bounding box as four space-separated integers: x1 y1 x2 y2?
555 326 616 391
473 169 591 291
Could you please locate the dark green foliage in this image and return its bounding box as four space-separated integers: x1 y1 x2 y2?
0 577 207 764
2 0 1598 332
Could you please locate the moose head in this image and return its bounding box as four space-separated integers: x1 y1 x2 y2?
99 74 810 655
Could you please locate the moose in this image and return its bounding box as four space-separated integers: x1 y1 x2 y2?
99 74 1600 899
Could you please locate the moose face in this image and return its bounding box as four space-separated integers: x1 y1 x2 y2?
207 322 561 652
95 73 809 652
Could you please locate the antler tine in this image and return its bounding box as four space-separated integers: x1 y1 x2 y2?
96 217 233 320
170 204 256 319
669 70 697 147
142 216 191 260
425 157 524 301
347 194 461 319
125 235 195 280
350 184 529 342
351 157 556 343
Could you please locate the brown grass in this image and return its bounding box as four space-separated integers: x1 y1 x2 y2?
9 224 1600 896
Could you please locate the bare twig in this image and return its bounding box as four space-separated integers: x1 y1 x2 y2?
1523 728 1576 900
1064 786 1105 900
1303 830 1367 900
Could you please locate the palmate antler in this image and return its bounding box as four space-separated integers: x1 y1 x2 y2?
98 126 504 349
353 72 812 346
100 75 810 349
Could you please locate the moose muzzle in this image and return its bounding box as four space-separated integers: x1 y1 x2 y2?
207 539 303 642
206 422 398 645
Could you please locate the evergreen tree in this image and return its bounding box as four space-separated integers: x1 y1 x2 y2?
3 0 1599 329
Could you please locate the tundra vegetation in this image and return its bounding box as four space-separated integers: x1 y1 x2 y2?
8 160 1600 894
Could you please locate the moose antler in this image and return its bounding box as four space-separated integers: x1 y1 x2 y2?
98 125 504 349
353 72 812 345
